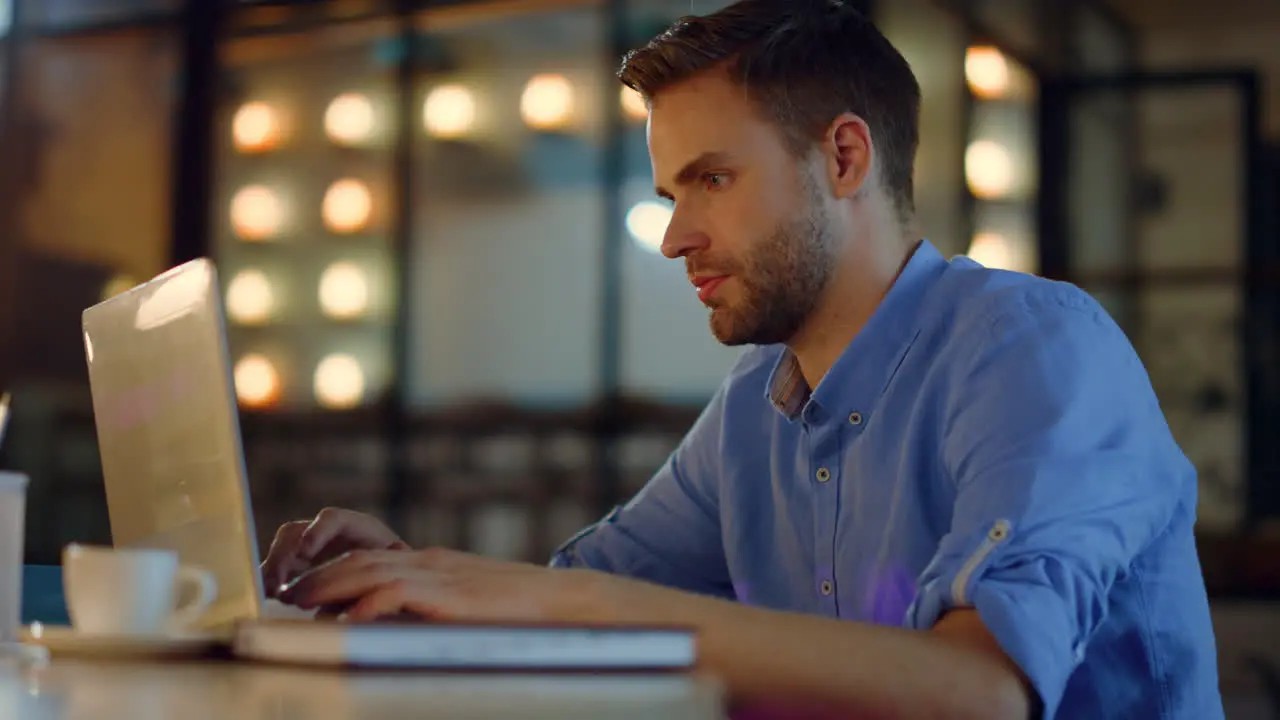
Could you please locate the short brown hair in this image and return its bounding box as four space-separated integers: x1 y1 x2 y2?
619 0 921 221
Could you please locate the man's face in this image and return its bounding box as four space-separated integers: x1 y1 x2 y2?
647 71 839 347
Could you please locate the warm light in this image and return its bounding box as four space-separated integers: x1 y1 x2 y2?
324 93 375 146
966 232 1035 274
966 46 1010 100
521 74 575 131
232 101 280 153
102 274 136 301
314 354 364 410
423 84 477 139
626 202 673 254
234 354 281 409
230 185 283 240
226 269 275 326
965 140 1014 199
322 179 372 234
620 86 648 122
318 261 369 320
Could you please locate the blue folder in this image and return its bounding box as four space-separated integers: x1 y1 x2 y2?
21 565 69 626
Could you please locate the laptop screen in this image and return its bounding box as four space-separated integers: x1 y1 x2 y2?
81 259 265 630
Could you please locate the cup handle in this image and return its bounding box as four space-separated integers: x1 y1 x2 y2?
169 566 217 630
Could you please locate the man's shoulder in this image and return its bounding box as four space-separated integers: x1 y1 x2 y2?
929 261 1118 346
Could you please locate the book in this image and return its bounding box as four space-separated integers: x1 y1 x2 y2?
232 619 697 671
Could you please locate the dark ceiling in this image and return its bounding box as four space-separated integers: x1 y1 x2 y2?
1105 0 1280 29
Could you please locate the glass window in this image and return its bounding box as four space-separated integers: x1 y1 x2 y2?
1138 286 1243 529
216 20 397 412
21 0 179 30
1068 92 1131 280
969 0 1045 66
962 45 1040 275
1073 3 1131 73
877 0 967 258
409 4 608 408
1058 81 1248 530
1135 88 1245 531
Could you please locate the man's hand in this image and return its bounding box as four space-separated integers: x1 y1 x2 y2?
275 547 611 623
260 508 410 597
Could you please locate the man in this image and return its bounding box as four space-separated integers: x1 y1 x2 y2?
262 1 1223 717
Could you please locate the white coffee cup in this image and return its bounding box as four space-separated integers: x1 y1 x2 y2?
62 544 217 636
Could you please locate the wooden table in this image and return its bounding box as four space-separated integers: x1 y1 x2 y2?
0 656 726 720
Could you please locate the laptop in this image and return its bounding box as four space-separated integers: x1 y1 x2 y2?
78 259 696 670
80 258 274 633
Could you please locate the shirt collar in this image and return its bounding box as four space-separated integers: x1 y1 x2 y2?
765 239 950 423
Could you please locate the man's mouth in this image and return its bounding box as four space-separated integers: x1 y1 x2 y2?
691 275 730 303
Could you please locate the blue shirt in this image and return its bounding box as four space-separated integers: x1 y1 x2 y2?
552 240 1223 719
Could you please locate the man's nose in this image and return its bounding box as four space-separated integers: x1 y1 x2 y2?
661 213 710 259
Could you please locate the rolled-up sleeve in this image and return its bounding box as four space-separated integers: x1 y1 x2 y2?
549 377 734 599
905 289 1189 718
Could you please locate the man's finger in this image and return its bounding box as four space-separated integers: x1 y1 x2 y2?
342 581 455 624
279 553 401 608
261 521 308 590
266 556 311 596
297 508 353 560
340 580 435 623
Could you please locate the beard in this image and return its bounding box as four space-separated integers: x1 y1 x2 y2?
702 182 839 346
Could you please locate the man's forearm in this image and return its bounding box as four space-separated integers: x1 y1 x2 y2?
695 600 1028 719
586 576 1031 719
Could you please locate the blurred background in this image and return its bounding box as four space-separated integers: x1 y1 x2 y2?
0 0 1278 713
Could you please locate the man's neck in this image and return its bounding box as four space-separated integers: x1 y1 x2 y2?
787 235 921 391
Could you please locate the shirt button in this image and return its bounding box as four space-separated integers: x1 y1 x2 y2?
820 580 834 595
815 467 831 483
848 411 863 425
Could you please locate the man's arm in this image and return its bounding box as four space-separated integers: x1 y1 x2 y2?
550 369 738 599
902 287 1190 717
590 580 1032 719
283 548 1032 718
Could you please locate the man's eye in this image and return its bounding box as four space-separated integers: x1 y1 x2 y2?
704 173 730 190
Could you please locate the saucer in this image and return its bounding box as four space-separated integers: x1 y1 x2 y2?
20 623 225 659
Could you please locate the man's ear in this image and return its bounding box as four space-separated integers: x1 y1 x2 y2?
822 113 874 200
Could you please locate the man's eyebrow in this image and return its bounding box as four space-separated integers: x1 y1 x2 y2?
655 151 734 199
